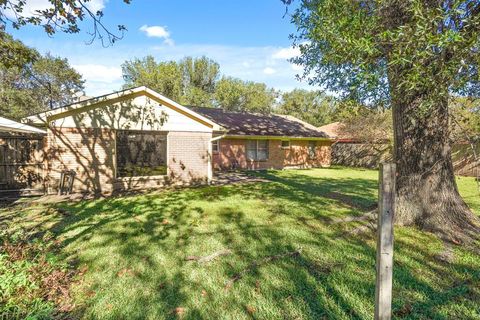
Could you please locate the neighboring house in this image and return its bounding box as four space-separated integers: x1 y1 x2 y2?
19 87 332 195
317 122 352 142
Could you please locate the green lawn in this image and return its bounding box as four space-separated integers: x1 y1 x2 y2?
1 167 479 319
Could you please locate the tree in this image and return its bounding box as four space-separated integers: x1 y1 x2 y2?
0 34 84 120
215 76 278 113
277 89 336 126
122 56 220 106
180 56 219 106
0 30 37 69
0 0 130 47
287 0 480 242
29 53 85 109
122 56 183 102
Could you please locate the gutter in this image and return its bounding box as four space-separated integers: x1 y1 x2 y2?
222 134 333 141
211 134 227 142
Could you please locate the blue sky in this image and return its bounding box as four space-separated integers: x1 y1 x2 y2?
6 0 313 97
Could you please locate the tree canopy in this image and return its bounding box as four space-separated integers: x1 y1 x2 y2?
276 89 336 126
122 56 278 113
122 56 184 102
0 33 84 120
215 76 278 113
288 0 480 107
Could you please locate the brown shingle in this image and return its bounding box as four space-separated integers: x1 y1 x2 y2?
189 107 329 138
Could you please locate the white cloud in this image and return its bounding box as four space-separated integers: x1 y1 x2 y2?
272 46 301 60
73 64 122 83
263 67 276 75
86 0 106 13
73 64 123 96
139 25 174 45
139 25 169 38
4 0 106 18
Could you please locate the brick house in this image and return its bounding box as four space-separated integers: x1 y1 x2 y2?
191 107 332 171
23 86 332 194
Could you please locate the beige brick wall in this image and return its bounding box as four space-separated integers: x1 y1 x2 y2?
167 131 212 183
45 127 116 194
45 128 213 194
213 138 332 170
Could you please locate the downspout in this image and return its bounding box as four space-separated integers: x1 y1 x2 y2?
208 133 227 183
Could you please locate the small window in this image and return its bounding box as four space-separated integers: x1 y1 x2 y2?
308 141 317 159
281 140 290 149
116 130 167 177
246 140 269 161
212 140 219 153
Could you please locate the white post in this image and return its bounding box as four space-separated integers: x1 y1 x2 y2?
375 162 396 320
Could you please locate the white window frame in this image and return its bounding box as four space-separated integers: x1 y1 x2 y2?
308 141 317 159
246 140 269 161
212 140 219 153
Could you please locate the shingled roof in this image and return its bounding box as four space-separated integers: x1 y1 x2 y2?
189 107 330 138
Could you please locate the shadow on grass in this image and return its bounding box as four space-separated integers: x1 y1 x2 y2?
10 168 478 319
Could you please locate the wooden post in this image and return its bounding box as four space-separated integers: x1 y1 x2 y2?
375 163 396 320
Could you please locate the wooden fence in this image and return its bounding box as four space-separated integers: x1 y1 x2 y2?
333 142 479 177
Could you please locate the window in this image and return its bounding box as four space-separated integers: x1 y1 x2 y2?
246 140 269 161
308 141 317 159
281 140 290 149
212 140 219 153
116 130 167 177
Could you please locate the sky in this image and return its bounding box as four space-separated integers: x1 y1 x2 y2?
6 0 314 97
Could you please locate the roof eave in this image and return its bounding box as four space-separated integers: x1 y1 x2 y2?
23 86 223 130
223 134 333 141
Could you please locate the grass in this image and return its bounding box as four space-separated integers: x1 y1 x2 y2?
1 167 479 319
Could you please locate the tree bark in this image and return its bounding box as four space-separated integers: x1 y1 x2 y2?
390 80 480 243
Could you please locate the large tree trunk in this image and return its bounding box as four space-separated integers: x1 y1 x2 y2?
379 0 480 244
391 87 480 243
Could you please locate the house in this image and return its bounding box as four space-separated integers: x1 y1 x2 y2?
20 86 332 194
191 107 332 171
317 122 354 142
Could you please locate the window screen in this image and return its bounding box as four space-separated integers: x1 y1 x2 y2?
212 140 219 153
246 140 269 161
257 140 268 160
308 141 317 159
116 130 167 177
246 140 257 160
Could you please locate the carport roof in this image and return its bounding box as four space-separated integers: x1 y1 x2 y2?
0 116 46 134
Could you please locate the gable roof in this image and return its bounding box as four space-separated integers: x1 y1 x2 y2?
190 107 330 139
0 116 46 134
24 86 221 130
